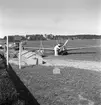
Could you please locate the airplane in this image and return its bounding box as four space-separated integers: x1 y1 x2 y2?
24 45 99 55
23 39 100 56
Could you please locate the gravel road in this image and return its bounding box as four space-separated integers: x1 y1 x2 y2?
43 58 101 72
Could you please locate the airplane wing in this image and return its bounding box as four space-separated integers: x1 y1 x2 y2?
66 46 100 51
24 45 100 51
24 46 53 50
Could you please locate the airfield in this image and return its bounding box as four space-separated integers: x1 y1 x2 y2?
22 39 101 69
1 39 101 104
8 39 101 105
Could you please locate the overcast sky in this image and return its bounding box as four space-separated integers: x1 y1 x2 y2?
0 0 101 38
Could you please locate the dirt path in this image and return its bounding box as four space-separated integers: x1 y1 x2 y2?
43 58 101 72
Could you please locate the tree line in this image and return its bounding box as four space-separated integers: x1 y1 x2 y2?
2 34 101 42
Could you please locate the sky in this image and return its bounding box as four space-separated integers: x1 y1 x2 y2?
0 0 101 38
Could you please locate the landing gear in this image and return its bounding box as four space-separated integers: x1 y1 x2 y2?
58 50 68 55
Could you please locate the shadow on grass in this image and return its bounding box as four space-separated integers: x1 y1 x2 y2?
6 64 40 105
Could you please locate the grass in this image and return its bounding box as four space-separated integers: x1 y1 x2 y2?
60 47 101 61
0 68 18 105
25 39 101 48
12 65 101 105
0 56 26 105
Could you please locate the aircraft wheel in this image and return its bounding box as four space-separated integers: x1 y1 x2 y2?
59 50 68 55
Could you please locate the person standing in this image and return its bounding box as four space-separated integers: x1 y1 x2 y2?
54 44 61 56
54 39 69 56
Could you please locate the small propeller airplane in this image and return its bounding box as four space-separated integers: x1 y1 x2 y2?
23 39 99 56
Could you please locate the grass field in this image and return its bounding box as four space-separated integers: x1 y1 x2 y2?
25 39 101 48
12 65 101 105
1 39 101 104
9 39 101 105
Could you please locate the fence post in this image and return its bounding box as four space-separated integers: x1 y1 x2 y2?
19 42 22 69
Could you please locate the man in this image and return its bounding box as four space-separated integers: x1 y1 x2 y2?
54 39 69 56
54 44 61 56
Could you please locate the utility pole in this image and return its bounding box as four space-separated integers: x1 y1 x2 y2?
6 35 9 66
14 35 22 69
19 42 22 69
